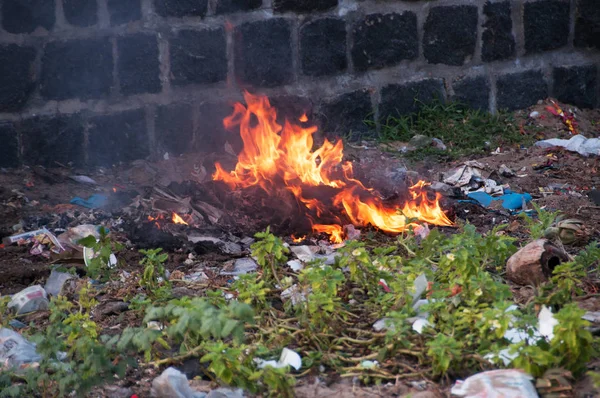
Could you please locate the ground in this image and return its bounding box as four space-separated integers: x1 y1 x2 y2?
0 98 599 397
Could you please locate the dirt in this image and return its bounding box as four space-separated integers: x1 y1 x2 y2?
0 99 599 397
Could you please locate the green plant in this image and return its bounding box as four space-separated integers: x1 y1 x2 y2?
232 274 270 309
139 248 170 295
78 227 123 281
426 334 463 375
251 226 289 285
366 100 536 161
519 203 561 239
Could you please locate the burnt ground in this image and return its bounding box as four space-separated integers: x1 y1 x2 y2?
0 100 599 397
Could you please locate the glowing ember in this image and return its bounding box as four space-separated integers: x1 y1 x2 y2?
172 212 189 225
299 113 308 123
291 235 306 243
213 92 453 242
112 187 117 193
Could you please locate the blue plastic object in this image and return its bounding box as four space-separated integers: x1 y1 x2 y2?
70 194 108 209
465 191 532 210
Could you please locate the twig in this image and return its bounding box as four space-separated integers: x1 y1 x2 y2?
577 206 600 214
148 344 204 367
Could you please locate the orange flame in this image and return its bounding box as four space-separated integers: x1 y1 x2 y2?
172 212 189 225
299 113 308 122
213 92 453 241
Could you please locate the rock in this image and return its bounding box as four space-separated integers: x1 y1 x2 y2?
506 239 570 285
97 301 129 316
409 134 433 149
104 385 135 398
206 388 245 398
44 269 77 297
431 137 446 150
151 367 206 398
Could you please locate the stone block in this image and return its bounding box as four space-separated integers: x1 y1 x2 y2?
0 44 37 112
21 114 84 167
424 5 478 66
234 19 293 87
154 0 208 18
63 0 98 27
497 70 547 111
89 110 149 166
452 76 490 111
197 102 235 152
319 89 373 139
170 28 227 86
379 79 446 119
300 18 347 77
0 122 19 168
351 12 417 72
40 38 113 100
118 34 161 95
575 0 600 49
215 0 262 14
524 0 570 53
482 1 516 62
107 0 142 25
553 64 598 108
273 0 337 13
155 103 194 155
1 0 55 34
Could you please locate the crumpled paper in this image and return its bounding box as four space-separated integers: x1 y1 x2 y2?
535 134 600 157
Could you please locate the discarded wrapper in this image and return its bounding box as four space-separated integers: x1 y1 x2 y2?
255 347 302 371
83 247 118 269
8 285 49 314
451 369 539 397
535 135 600 157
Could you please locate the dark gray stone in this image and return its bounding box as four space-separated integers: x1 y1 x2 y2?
319 90 373 140
170 28 227 86
273 0 337 13
379 79 446 119
21 115 84 167
424 6 478 66
524 0 570 54
89 110 149 166
1 0 55 34
234 19 293 87
497 70 547 111
575 0 600 49
197 102 235 152
155 103 194 155
215 0 262 14
270 95 313 126
107 0 142 25
482 1 516 62
0 45 37 112
351 12 418 72
0 122 19 168
452 76 490 111
63 0 98 27
300 18 347 77
154 0 208 17
118 34 161 95
553 64 598 108
40 38 113 100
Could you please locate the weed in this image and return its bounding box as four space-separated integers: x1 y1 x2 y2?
139 248 170 296
78 227 123 281
519 202 562 239
366 100 537 161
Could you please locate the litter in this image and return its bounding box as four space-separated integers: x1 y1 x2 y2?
219 258 258 276
535 134 600 157
8 285 49 314
0 328 42 370
498 164 515 177
44 269 77 297
280 284 306 306
465 191 531 211
443 161 485 187
255 347 302 371
451 369 539 397
286 259 304 272
150 367 205 398
84 246 117 269
69 175 98 185
544 218 590 246
506 239 570 286
70 194 108 209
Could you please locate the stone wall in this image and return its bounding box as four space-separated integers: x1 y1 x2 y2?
0 0 599 168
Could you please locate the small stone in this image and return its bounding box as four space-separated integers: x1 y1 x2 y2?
409 134 433 149
105 385 135 398
432 138 446 150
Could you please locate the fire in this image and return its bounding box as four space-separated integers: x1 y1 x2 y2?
172 212 189 225
213 92 453 242
291 235 306 243
299 113 308 123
